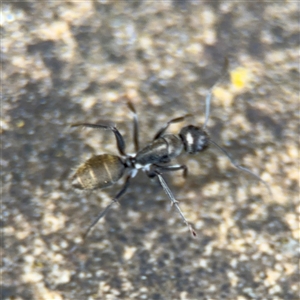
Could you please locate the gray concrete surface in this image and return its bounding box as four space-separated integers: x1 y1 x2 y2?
2 1 299 300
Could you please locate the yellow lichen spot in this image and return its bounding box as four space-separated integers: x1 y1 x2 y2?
16 120 25 128
230 67 252 90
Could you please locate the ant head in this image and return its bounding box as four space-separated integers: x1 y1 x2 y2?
179 125 209 154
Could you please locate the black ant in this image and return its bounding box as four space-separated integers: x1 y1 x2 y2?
70 59 271 245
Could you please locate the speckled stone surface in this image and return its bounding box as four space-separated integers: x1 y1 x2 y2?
2 1 299 300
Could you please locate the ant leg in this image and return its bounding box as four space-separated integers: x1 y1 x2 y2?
71 123 127 156
153 164 188 179
153 114 192 140
149 170 196 237
82 175 131 239
210 139 272 197
203 57 229 129
127 101 140 152
70 175 131 252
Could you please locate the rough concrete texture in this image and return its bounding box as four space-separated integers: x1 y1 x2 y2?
2 1 299 300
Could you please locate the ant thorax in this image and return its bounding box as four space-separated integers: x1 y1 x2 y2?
135 134 183 166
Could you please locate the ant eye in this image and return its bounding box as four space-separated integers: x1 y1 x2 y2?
179 125 209 154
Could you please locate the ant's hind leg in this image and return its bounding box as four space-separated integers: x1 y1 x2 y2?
71 123 127 156
70 175 131 252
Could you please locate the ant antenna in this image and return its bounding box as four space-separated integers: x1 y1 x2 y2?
203 57 229 130
210 140 273 198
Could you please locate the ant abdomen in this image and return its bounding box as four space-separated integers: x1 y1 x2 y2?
72 154 125 190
